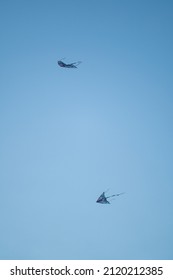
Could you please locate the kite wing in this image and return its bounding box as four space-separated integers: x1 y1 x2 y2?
96 192 110 204
57 60 66 67
114 192 125 197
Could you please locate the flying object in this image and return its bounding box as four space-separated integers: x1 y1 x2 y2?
57 60 81 68
96 191 125 204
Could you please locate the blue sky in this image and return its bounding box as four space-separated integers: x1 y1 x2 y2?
0 0 173 259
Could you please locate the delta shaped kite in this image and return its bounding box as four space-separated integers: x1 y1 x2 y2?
96 191 125 204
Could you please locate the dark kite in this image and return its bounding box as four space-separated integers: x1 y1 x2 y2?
57 60 82 68
96 191 125 204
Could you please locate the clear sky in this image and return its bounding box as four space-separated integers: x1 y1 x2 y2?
0 0 173 260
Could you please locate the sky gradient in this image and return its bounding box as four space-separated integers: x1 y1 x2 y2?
0 0 173 259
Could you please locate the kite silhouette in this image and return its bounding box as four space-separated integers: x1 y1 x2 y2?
57 59 82 68
96 191 125 204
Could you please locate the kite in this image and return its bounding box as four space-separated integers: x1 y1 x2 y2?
96 191 125 204
57 60 82 68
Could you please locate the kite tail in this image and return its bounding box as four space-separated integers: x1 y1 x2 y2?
106 194 116 199
75 61 82 66
107 192 125 198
